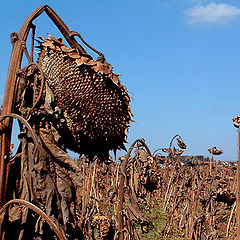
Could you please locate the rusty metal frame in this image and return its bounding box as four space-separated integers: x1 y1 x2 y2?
0 5 104 208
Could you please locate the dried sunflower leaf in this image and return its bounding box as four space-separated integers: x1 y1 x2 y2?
175 150 184 156
208 147 223 155
177 138 187 149
60 45 74 53
67 51 80 59
162 148 171 153
92 61 112 74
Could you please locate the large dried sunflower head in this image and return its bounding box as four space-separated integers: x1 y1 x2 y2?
37 35 132 160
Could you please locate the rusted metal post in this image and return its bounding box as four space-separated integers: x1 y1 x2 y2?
232 116 240 239
0 31 23 208
237 129 240 239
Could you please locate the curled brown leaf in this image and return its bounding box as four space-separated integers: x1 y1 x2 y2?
162 148 171 153
232 116 240 128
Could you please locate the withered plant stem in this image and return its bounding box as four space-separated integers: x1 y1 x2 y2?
210 151 213 177
226 201 236 238
237 129 240 239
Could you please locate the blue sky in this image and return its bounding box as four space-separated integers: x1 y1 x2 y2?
1 0 240 161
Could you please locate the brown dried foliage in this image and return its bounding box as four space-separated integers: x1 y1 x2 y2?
0 121 237 240
157 158 236 239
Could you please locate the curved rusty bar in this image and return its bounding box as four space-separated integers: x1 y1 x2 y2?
70 30 105 60
0 199 66 240
0 113 41 149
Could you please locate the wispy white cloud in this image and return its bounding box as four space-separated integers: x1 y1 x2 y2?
157 1 172 7
186 2 240 24
160 2 172 7
190 0 203 3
